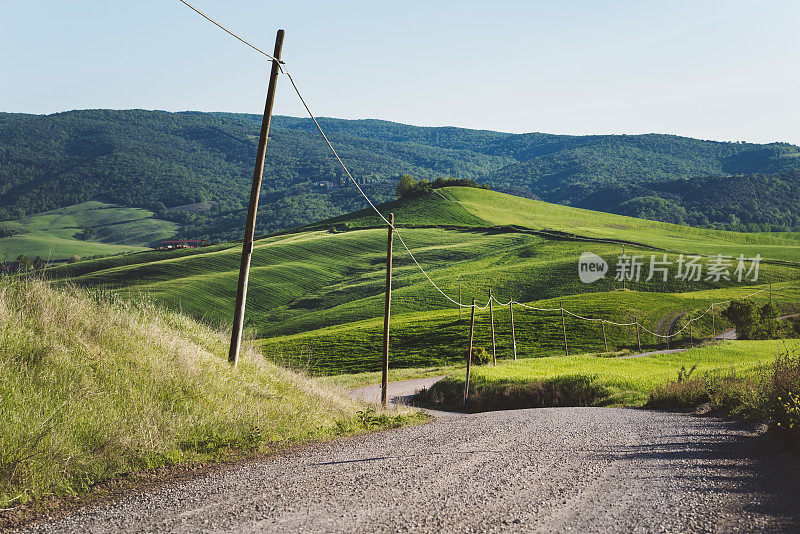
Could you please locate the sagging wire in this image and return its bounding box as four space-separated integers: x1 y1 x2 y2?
177 0 792 328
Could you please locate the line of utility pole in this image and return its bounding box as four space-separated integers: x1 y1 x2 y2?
229 29 284 366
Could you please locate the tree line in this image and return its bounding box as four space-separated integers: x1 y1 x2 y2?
395 175 489 199
2 110 800 241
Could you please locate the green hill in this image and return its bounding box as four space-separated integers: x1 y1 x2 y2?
310 187 800 261
0 201 177 260
3 110 800 241
48 188 800 373
578 169 800 230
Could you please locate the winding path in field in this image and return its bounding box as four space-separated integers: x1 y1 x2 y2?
22 377 800 533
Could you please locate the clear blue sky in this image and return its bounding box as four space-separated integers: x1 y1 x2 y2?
2 1 799 144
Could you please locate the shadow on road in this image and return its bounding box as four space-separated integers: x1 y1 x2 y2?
609 418 800 525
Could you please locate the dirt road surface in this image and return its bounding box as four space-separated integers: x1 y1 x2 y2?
21 407 800 533
347 376 445 405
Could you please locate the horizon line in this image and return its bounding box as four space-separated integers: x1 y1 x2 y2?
1 107 796 147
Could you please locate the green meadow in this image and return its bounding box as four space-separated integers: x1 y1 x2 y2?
466 339 800 405
413 339 800 411
46 188 800 375
0 201 177 259
259 284 800 374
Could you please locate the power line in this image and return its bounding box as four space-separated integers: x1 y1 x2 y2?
175 0 566 312
177 0 282 63
283 68 480 309
501 286 774 338
176 0 791 328
282 70 391 227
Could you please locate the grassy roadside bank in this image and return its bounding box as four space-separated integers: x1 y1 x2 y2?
647 348 800 428
0 279 423 516
413 341 800 412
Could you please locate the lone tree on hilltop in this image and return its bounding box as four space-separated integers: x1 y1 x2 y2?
396 175 489 199
396 174 417 199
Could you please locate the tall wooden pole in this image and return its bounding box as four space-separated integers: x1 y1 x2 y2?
711 304 716 337
636 321 642 352
667 327 671 350
229 29 284 366
458 275 462 321
602 320 608 352
509 299 517 361
560 301 568 357
463 299 476 406
489 287 496 366
380 213 394 408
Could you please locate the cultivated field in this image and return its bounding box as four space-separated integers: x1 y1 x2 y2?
47 188 800 374
0 201 177 259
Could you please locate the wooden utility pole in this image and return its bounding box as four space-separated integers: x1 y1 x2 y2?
458 275 462 321
636 322 642 352
560 301 568 357
601 320 608 352
621 244 626 291
711 304 716 337
381 213 394 408
463 299 476 406
229 29 285 366
509 299 517 361
489 287 496 366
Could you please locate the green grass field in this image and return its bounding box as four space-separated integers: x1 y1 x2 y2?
0 201 177 259
260 284 800 374
311 187 800 262
45 188 800 375
423 339 800 407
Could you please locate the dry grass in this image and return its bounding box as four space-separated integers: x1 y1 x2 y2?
0 278 419 508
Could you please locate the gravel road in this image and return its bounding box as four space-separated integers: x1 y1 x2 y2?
347 376 446 405
21 408 800 533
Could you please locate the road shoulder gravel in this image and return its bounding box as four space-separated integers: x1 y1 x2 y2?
19 407 800 533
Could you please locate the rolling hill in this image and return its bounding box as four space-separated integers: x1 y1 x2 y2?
0 201 177 260
48 187 800 373
3 110 800 242
581 169 800 230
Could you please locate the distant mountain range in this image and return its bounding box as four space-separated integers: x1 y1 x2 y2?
2 109 799 240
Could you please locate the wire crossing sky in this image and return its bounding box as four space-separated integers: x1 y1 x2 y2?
1 1 799 144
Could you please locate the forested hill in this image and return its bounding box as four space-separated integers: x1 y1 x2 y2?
580 170 800 231
2 109 800 240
